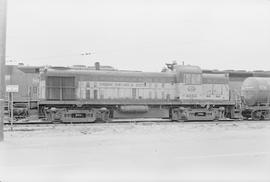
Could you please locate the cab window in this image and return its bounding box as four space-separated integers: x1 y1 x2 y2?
184 74 201 84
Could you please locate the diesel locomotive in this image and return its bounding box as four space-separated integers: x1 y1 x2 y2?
38 63 236 122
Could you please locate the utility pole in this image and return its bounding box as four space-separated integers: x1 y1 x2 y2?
0 0 7 141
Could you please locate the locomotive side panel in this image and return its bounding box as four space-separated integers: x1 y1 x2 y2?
177 83 202 100
77 81 175 101
73 71 176 101
202 74 229 101
177 82 230 101
44 76 76 101
38 69 178 121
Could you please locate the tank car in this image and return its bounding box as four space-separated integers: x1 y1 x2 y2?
241 77 270 120
38 63 235 122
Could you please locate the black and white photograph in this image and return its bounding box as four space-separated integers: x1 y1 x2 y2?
0 0 270 181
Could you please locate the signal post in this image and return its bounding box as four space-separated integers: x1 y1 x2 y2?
0 0 7 141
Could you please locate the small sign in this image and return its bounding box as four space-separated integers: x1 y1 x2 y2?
6 85 19 92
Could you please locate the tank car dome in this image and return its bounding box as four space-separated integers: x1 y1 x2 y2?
241 77 270 106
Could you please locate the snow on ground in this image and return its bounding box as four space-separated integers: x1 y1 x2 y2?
1 121 270 182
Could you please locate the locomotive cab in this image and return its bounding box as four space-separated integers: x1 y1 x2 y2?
175 65 202 100
171 65 232 121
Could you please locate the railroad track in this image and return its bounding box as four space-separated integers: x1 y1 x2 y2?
4 118 173 125
5 118 269 126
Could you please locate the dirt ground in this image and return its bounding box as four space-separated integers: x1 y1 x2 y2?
1 121 270 182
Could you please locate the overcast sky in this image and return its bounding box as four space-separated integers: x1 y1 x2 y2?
6 0 270 72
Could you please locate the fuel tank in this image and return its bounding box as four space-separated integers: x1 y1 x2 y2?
241 77 270 106
119 105 149 113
